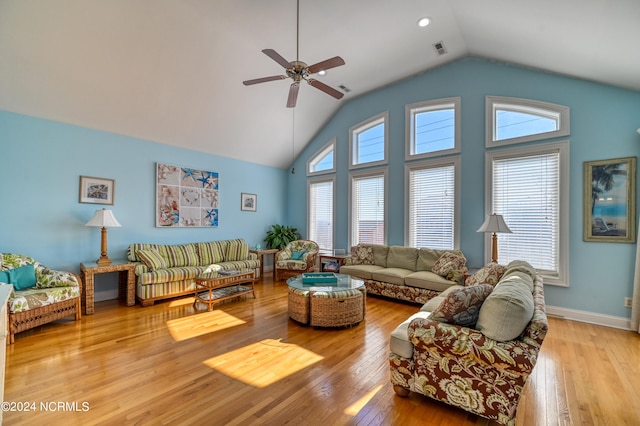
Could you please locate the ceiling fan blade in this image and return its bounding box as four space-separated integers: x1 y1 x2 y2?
286 82 300 108
262 49 292 69
307 79 344 100
307 56 345 74
243 75 287 86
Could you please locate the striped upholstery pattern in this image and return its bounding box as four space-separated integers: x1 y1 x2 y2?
136 249 167 271
312 289 363 298
138 266 205 285
162 244 199 267
136 279 196 300
225 239 249 261
196 241 227 265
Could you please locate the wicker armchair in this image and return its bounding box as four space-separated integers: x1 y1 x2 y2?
1 253 81 344
274 240 319 281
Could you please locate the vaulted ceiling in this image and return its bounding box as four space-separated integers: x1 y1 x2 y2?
1 0 638 168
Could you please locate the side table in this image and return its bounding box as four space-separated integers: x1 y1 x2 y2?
319 254 350 272
249 248 278 280
80 260 136 315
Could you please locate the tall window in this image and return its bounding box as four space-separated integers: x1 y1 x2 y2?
308 177 334 252
307 139 335 175
350 169 386 246
406 158 459 249
486 141 569 286
486 96 570 147
350 112 388 169
406 97 460 159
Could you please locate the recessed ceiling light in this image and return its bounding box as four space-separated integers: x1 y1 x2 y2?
318 70 326 76
417 17 431 27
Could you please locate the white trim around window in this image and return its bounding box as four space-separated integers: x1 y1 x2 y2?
348 167 388 247
405 156 461 249
484 140 570 286
307 138 336 176
307 175 336 253
405 97 461 160
349 112 389 170
486 96 570 148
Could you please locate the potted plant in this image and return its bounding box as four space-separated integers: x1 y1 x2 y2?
264 224 300 250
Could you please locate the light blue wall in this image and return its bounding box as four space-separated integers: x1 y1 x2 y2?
288 57 640 319
1 110 287 300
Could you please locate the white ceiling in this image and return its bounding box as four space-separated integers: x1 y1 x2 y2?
1 0 639 169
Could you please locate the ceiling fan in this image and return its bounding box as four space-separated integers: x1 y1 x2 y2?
242 0 346 108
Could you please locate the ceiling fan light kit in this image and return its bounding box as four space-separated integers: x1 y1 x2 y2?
242 0 345 108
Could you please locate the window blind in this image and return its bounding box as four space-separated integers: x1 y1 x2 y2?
309 180 333 252
408 164 455 250
492 152 560 273
352 174 385 245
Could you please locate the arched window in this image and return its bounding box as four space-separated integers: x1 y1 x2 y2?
350 112 388 169
307 138 335 175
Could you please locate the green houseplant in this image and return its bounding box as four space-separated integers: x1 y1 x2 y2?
264 224 300 250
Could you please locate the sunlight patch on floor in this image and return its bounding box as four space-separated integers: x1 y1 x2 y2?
204 338 324 388
167 297 196 308
166 310 246 341
344 384 383 416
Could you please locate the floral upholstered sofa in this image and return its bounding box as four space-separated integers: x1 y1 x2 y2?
127 238 260 306
0 253 81 344
339 244 467 304
389 260 548 426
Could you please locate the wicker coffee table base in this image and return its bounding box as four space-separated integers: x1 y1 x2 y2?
288 287 365 327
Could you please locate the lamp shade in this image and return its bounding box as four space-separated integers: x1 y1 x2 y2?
476 213 512 234
85 208 121 228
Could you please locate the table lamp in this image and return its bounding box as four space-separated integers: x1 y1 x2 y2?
86 208 121 266
477 213 512 263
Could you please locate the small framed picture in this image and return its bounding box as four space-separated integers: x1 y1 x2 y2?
241 193 257 212
79 176 115 205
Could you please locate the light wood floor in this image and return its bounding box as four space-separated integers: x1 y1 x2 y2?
5 276 640 426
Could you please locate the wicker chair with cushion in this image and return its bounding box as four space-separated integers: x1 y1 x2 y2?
274 240 319 281
1 253 81 344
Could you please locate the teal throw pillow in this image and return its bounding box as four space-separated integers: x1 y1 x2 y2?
290 251 306 260
7 264 38 290
0 270 10 284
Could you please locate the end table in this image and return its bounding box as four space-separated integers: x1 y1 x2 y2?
80 260 136 315
249 248 278 280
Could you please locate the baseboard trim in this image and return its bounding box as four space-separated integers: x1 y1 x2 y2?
546 305 631 330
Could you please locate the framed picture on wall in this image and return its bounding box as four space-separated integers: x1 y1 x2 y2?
583 156 636 243
79 176 115 205
241 193 257 212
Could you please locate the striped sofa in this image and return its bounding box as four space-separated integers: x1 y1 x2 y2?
127 239 260 306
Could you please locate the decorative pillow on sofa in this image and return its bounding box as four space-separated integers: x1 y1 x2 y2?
290 250 306 260
465 262 507 286
429 284 493 327
225 239 249 261
432 251 468 282
351 245 374 265
0 264 38 290
137 249 168 271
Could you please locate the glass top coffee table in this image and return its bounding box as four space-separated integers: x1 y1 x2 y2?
194 269 255 311
286 273 366 327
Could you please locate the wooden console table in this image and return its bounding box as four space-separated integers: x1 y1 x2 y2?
80 260 136 315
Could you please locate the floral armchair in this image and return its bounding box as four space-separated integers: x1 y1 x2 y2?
274 240 319 281
1 253 81 344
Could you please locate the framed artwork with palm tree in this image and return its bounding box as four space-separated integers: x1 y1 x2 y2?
584 156 636 242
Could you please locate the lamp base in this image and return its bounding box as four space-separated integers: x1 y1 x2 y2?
96 256 112 267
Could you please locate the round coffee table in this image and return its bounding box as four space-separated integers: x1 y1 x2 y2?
286 273 366 327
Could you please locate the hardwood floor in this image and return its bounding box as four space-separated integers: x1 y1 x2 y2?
5 277 640 425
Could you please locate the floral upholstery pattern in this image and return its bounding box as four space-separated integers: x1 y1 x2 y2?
390 274 547 426
275 240 319 281
466 262 507 286
429 284 493 327
364 279 439 304
8 286 80 313
350 245 374 265
431 251 468 282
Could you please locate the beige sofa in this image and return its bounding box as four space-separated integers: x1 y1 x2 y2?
389 260 548 426
339 244 467 304
127 238 260 306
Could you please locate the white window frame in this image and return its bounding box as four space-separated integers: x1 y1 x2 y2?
349 112 389 169
486 96 570 148
307 138 336 176
348 167 388 247
307 175 336 253
405 97 461 160
485 140 570 286
405 156 460 249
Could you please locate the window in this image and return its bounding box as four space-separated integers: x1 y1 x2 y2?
486 141 569 286
350 112 388 168
406 158 459 249
308 177 335 252
307 138 335 175
349 168 387 246
486 96 570 147
406 97 460 159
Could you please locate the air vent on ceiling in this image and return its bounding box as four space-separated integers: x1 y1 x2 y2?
338 84 351 93
433 41 447 56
